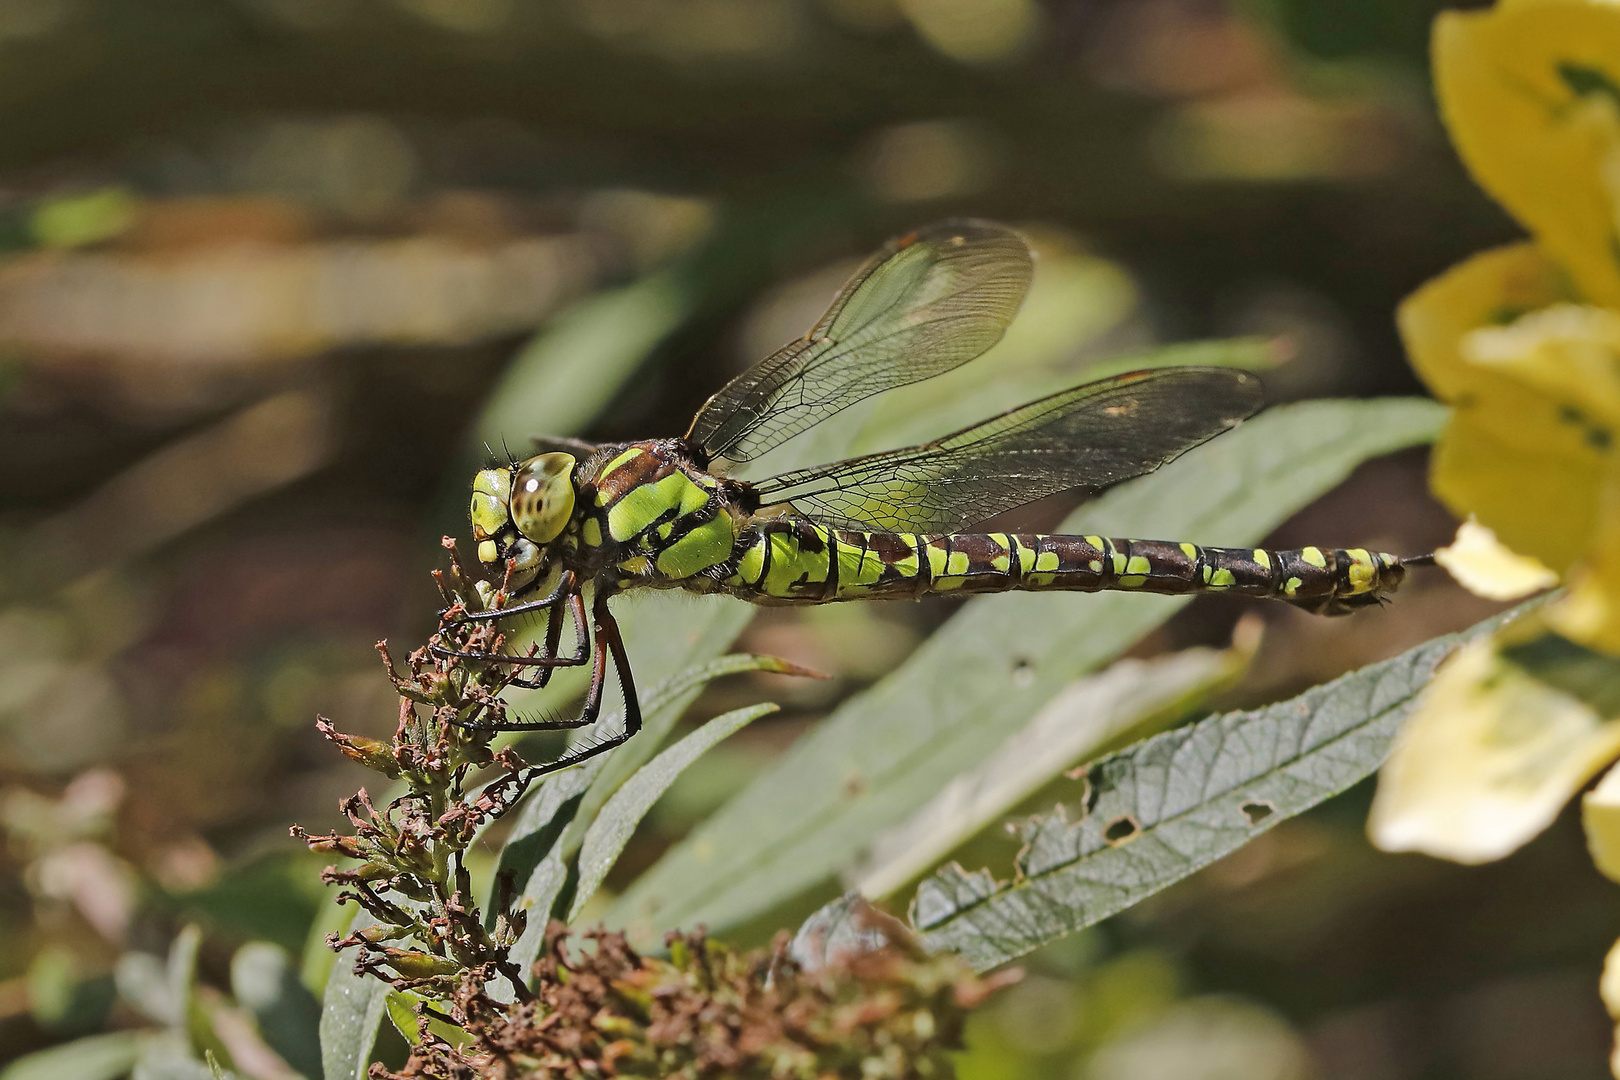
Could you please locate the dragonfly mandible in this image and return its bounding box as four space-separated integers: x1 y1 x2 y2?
442 220 1423 774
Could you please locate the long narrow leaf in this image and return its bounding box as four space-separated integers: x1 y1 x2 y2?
319 919 389 1080
501 656 807 971
0 1032 144 1080
473 273 691 448
571 702 780 920
610 398 1445 942
914 605 1522 971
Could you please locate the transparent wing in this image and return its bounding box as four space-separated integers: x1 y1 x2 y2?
686 220 1033 464
748 368 1265 533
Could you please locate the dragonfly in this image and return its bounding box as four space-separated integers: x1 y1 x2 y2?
444 220 1421 775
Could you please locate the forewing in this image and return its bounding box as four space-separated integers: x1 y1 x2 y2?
748 368 1265 532
686 220 1032 464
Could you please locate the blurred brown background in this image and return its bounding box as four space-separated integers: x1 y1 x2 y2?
2 1 1614 1077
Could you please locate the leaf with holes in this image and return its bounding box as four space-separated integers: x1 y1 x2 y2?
912 604 1527 971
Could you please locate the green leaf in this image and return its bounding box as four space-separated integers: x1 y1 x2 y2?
131 1035 217 1080
610 398 1445 942
850 640 1250 901
914 605 1522 971
384 990 476 1050
168 925 202 1033
231 942 322 1080
570 702 780 921
0 1032 143 1080
499 655 810 971
319 915 389 1080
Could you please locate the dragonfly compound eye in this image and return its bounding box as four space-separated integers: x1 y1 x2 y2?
509 452 577 545
469 467 514 565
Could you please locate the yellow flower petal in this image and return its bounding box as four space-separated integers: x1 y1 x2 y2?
1583 759 1620 883
1602 936 1620 1077
1401 252 1614 573
1548 477 1620 653
1464 304 1620 425
1434 518 1560 600
1435 0 1620 306
1432 399 1606 574
1397 243 1572 400
1369 622 1620 863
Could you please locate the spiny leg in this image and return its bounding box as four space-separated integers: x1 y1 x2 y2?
498 591 590 691
451 591 607 733
431 571 586 667
520 591 643 778
442 570 576 627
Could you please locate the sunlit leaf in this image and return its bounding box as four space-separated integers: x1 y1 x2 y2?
473 273 691 449
499 655 809 972
1434 0 1620 307
1435 518 1559 601
850 637 1252 900
914 603 1522 971
318 915 390 1080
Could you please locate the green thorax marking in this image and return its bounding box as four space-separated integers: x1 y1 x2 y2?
583 443 736 583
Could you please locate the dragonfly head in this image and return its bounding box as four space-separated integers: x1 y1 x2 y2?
469 452 578 588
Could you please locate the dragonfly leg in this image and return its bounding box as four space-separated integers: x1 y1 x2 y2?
517 591 643 777
444 572 575 626
430 573 589 668
496 592 590 690
451 593 604 732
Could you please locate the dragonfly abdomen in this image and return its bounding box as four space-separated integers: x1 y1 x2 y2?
719 521 1405 614
981 534 1407 615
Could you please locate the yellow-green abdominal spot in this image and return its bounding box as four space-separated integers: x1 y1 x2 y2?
656 515 736 578
1284 576 1303 596
1209 567 1236 588
1034 550 1060 573
1253 549 1271 569
764 531 828 597
1301 547 1327 568
836 543 887 595
1180 543 1199 560
1013 539 1036 575
1119 554 1151 587
988 535 1011 573
1345 549 1376 593
892 538 921 578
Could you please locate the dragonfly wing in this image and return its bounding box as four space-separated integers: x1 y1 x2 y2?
748 367 1265 532
685 220 1033 464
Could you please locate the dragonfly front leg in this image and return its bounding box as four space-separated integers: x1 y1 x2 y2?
520 591 642 777
445 570 576 627
497 592 590 691
431 571 586 666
